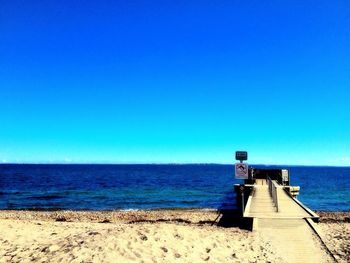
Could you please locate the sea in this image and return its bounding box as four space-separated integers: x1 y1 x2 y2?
0 164 349 211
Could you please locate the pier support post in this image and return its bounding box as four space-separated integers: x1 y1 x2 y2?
241 186 245 216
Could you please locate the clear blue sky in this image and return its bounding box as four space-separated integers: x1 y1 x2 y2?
1 1 349 165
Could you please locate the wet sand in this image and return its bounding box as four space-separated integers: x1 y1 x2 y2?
0 210 348 263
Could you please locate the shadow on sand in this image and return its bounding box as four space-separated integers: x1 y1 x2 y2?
214 189 253 230
215 209 253 230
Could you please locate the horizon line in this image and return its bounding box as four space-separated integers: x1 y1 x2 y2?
1 162 349 168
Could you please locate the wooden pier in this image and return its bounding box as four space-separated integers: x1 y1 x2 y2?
243 178 318 220
235 176 335 262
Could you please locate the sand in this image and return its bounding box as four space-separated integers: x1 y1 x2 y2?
316 212 350 263
0 210 348 263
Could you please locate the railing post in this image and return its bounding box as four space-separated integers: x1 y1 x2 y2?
240 186 245 216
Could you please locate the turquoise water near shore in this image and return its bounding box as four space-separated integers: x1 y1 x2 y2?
0 164 349 211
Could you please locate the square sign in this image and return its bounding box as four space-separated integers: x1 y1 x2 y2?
235 163 249 179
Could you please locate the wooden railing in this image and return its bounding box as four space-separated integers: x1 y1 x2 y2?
267 176 279 212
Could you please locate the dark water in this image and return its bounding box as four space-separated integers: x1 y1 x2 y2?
0 164 349 211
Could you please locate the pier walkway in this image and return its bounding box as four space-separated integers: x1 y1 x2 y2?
244 179 314 219
243 179 335 262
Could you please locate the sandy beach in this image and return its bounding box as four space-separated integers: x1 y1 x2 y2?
0 210 348 263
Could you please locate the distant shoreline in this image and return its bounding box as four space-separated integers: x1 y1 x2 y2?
1 163 350 167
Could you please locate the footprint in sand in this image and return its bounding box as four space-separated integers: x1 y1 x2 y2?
88 231 100 236
203 256 210 261
174 233 183 240
139 234 148 241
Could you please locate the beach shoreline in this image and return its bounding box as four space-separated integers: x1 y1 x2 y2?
0 210 348 262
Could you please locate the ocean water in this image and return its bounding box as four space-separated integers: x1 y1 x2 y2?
0 164 349 211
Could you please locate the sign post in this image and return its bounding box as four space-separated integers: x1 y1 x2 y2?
234 151 249 215
240 185 245 214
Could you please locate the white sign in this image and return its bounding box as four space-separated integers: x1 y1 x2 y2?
235 163 249 179
282 169 289 182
